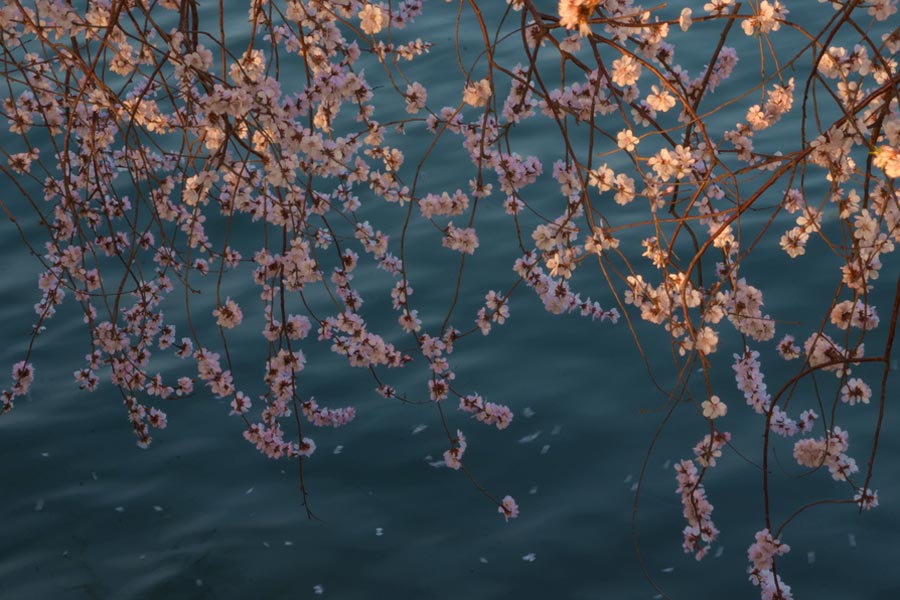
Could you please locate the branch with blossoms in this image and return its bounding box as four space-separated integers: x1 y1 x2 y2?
1 0 899 596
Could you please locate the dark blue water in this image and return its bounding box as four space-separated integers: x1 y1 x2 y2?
1 2 898 598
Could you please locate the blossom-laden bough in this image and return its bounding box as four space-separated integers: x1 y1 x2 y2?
0 0 899 597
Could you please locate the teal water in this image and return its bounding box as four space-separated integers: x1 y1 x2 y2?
1 2 899 599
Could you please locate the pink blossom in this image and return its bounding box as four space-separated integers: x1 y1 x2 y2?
701 395 727 419
213 297 243 329
443 430 467 470
499 495 519 521
11 361 35 396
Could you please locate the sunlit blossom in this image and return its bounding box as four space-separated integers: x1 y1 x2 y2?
558 0 603 36
359 3 388 35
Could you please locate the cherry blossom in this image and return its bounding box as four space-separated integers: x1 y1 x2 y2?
499 495 519 521
701 395 728 420
0 2 896 595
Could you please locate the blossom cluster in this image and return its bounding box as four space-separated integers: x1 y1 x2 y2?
0 0 897 595
674 458 720 560
747 529 793 600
